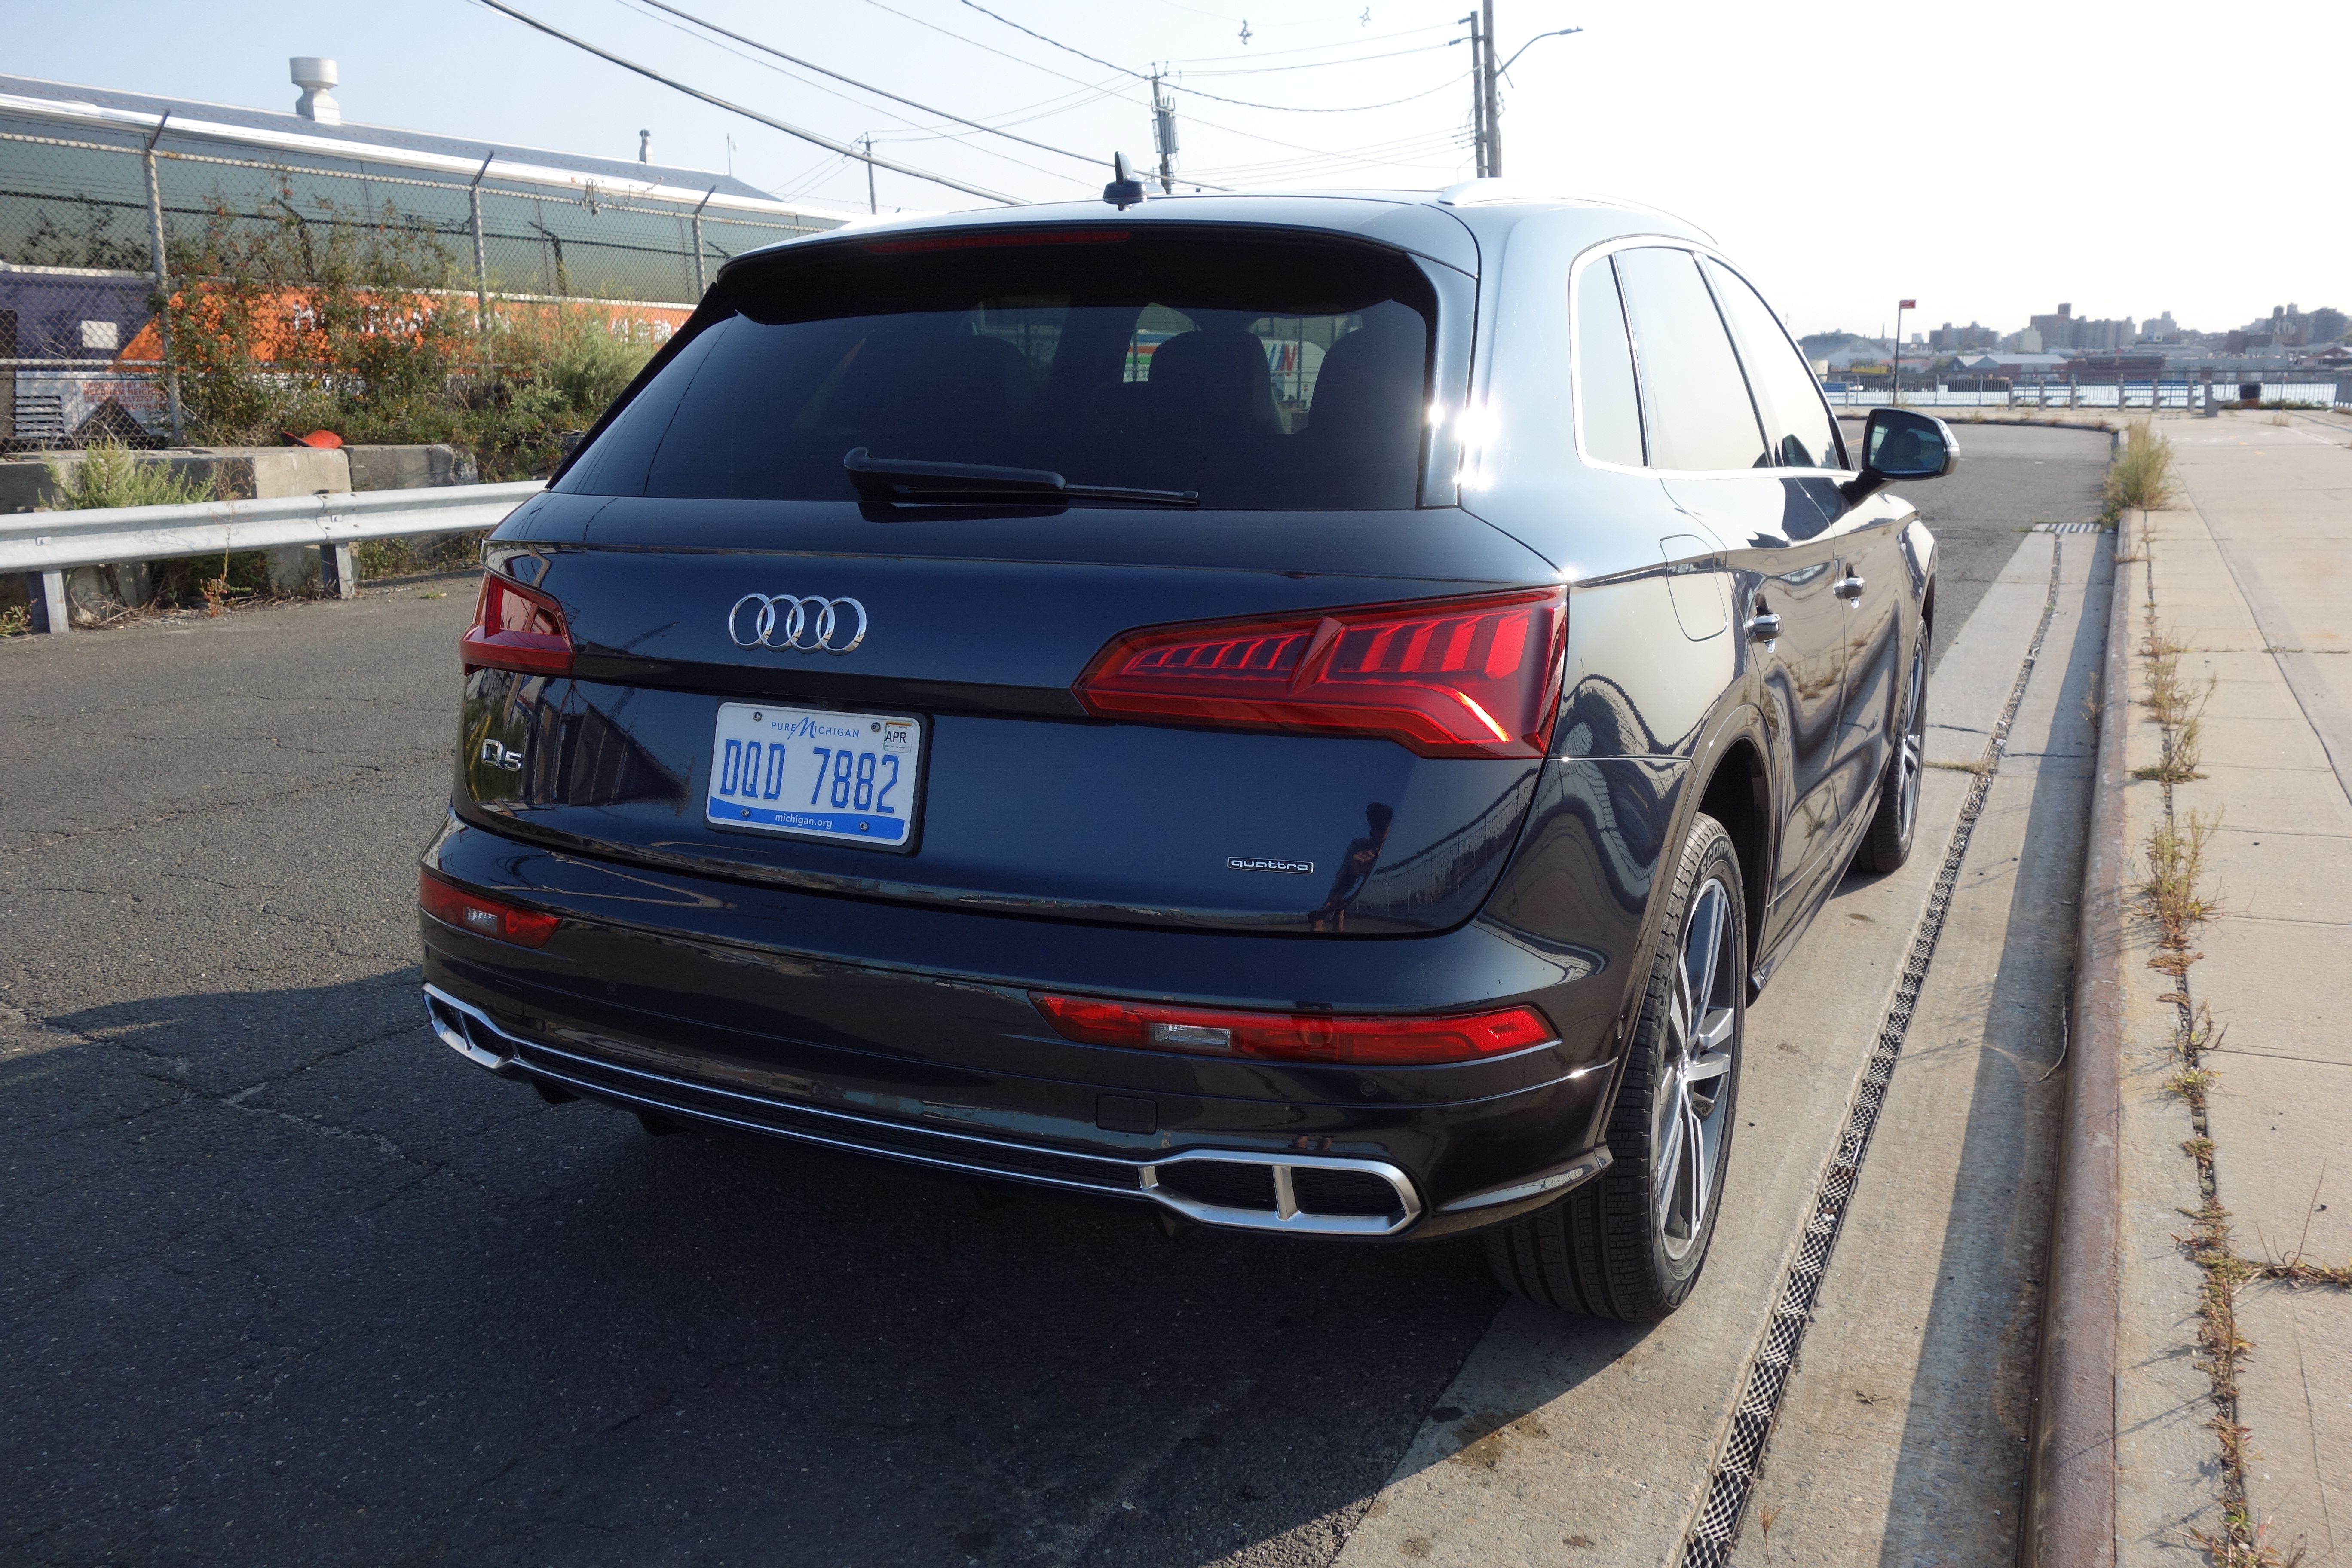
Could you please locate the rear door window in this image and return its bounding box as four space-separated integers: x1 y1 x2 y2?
1703 258 1844 471
559 230 1436 510
1574 255 1645 468
1610 246 1769 472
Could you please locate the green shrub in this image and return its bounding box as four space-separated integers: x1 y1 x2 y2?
43 441 217 510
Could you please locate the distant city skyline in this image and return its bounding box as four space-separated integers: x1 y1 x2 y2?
4 0 2346 334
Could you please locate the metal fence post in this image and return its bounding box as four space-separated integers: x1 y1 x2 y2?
142 114 184 444
23 570 70 634
469 152 493 335
691 188 714 300
318 541 358 600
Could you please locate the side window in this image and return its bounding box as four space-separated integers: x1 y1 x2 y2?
1574 256 1645 467
1611 247 1769 472
1704 259 1844 470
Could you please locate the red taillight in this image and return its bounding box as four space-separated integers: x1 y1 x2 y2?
1030 993 1554 1066
418 870 561 948
1072 586 1567 758
461 571 573 676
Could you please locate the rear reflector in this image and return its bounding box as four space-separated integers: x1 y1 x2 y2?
1073 586 1566 758
419 870 561 948
461 571 573 677
1030 993 1554 1066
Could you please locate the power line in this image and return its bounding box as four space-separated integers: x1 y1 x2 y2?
1168 19 1457 65
628 0 1105 169
855 0 1450 175
1180 43 1454 76
467 0 1020 205
954 0 1461 113
609 0 1097 190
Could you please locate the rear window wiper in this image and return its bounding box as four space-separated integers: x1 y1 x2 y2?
844 448 1200 509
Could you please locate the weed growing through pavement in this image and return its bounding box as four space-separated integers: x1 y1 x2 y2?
2135 625 2214 784
2136 810 2221 969
2104 420 2179 517
2129 521 2317 1567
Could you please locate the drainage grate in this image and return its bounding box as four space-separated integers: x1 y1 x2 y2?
2032 521 2103 534
1678 541 2067 1565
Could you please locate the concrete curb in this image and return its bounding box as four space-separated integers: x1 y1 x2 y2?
2021 507 2136 1567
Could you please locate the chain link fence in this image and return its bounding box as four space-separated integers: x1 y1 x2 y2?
1 105 842 450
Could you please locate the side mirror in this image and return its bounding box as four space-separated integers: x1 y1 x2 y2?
1843 407 1957 502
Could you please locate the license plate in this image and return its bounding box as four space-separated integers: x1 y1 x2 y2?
705 702 922 848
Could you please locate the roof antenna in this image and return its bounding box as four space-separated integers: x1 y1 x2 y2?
1102 152 1146 210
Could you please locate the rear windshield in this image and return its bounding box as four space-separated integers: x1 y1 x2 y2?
556 227 1436 510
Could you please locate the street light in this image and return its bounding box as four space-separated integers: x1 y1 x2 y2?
1893 297 1915 407
1455 8 1582 177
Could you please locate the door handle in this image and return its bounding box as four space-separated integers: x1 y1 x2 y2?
1834 574 1865 601
1746 611 1782 643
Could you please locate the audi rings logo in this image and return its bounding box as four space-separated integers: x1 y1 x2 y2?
727 594 869 654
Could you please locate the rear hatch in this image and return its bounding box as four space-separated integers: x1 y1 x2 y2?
459 220 1562 936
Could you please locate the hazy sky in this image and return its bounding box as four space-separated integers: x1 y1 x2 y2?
9 0 2346 337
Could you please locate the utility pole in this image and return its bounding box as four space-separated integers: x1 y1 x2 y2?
1151 71 1179 194
1481 0 1503 177
862 135 876 214
1461 12 1488 176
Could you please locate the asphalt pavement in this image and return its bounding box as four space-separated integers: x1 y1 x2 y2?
1837 416 2113 673
0 426 2110 1568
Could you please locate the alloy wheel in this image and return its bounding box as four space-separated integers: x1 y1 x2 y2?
1896 643 1926 843
1655 876 1737 1261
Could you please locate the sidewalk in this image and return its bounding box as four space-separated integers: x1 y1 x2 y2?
2111 409 2352 1565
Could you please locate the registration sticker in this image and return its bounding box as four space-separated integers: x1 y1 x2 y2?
706 702 921 847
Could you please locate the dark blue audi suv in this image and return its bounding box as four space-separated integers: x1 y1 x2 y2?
421 182 1952 1320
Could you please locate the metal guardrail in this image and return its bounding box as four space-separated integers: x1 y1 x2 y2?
6 479 541 632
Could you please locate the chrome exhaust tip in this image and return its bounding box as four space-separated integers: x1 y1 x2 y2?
423 984 521 1072
1140 1149 1421 1237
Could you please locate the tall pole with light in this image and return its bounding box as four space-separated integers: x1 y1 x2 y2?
1893 297 1914 406
1483 17 1585 178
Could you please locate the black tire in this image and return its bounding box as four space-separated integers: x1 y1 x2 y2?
1484 814 1746 1321
1858 628 1928 874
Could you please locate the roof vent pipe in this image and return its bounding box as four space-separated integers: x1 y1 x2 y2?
291 58 340 124
639 129 652 164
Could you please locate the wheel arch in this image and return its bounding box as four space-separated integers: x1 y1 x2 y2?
1692 730 1771 989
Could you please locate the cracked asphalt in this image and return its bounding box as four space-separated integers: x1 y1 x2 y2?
0 424 2107 1568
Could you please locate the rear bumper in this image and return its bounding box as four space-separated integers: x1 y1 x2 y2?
420 815 1626 1240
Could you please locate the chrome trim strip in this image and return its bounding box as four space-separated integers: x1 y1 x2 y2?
1437 1146 1614 1213
419 986 1427 1237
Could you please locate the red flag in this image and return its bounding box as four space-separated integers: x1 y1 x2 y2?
1899 298 1917 309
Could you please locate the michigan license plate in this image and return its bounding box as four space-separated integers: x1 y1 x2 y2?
705 702 922 847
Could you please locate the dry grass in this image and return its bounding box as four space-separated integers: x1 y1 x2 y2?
1926 758 1991 775
2106 419 2180 514
2187 1515 2308 1566
2138 810 2223 963
2250 1167 2352 1288
2137 626 2214 783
